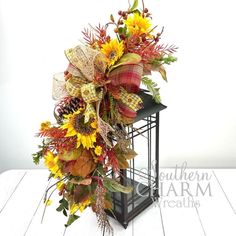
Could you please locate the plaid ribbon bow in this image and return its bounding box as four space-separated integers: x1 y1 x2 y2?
119 88 142 112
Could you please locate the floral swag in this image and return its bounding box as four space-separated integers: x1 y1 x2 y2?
33 0 177 234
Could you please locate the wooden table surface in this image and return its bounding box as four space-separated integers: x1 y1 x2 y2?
0 169 235 236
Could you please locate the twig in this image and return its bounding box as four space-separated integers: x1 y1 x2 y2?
44 177 67 202
41 187 57 223
63 226 67 236
142 0 145 12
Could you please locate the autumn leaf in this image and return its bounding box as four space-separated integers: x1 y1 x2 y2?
158 66 167 81
71 150 96 177
124 148 137 160
113 141 137 169
117 154 129 169
69 178 92 185
79 178 92 185
58 148 82 161
104 178 133 193
107 149 119 173
108 53 141 73
73 185 90 203
104 199 113 209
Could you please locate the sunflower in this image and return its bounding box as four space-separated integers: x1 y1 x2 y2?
101 39 124 67
124 13 151 35
44 151 62 179
61 110 98 149
70 199 91 214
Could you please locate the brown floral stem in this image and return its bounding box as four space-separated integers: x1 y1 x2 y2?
142 0 145 12
44 176 68 202
41 186 57 224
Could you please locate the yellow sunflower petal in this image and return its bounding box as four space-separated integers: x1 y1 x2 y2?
124 13 151 35
70 203 80 215
90 120 97 129
76 133 82 148
95 146 102 156
65 128 77 137
91 132 97 143
45 199 52 206
56 181 65 191
101 39 124 67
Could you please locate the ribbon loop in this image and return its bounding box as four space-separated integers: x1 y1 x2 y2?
65 76 87 97
65 45 107 81
119 88 143 112
81 83 99 103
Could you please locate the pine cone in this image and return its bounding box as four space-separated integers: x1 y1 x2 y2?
54 97 85 124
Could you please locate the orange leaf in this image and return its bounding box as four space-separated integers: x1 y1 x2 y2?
71 150 96 177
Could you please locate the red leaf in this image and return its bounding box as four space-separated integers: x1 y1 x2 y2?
107 149 119 173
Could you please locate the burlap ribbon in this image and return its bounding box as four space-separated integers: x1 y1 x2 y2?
80 83 103 123
64 45 107 123
66 79 102 123
53 45 144 143
65 45 107 81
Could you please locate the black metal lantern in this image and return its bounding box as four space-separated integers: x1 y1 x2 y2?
106 91 166 228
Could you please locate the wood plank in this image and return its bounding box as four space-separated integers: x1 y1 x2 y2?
2 168 236 236
189 169 236 236
26 173 163 236
0 170 51 236
159 168 206 236
25 180 71 236
26 185 133 236
213 169 236 214
0 170 26 213
131 203 164 236
26 179 133 236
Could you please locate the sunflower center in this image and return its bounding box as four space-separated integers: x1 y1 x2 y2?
109 51 117 59
73 114 94 135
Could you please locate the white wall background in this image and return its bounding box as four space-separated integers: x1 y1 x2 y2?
0 0 236 173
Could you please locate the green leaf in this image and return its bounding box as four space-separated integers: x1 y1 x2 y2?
57 198 69 213
65 214 80 227
162 55 177 65
32 139 48 165
104 178 133 194
118 27 124 34
130 0 139 12
108 53 141 73
32 153 40 165
62 199 69 210
132 9 141 14
151 55 177 67
56 205 64 212
66 182 74 192
110 14 115 22
63 209 68 217
142 77 161 103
